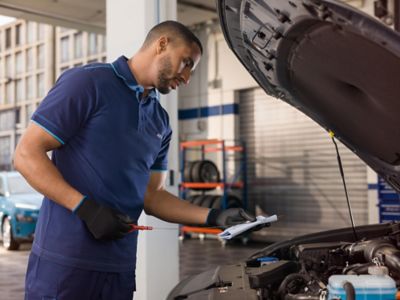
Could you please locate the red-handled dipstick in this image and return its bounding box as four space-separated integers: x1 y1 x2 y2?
128 225 154 233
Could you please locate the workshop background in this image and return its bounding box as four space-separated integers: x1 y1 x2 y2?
0 0 399 299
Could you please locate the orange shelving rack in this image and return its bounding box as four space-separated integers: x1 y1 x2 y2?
179 139 248 238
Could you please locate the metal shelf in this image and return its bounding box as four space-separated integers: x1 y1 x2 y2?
179 139 248 210
180 182 244 189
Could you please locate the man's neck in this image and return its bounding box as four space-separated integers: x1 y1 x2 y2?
128 53 152 90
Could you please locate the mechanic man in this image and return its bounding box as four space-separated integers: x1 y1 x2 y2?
14 20 255 300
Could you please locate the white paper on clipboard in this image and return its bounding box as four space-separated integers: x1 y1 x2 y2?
218 215 278 240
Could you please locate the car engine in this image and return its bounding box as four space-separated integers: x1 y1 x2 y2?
246 235 400 299
168 223 400 300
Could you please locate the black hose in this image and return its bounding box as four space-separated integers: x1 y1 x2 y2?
343 262 375 275
363 241 400 275
346 239 400 275
278 273 309 300
343 281 356 300
374 247 400 275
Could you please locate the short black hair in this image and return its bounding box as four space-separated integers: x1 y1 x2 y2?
143 20 203 54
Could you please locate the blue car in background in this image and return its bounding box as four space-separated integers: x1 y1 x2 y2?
0 172 42 250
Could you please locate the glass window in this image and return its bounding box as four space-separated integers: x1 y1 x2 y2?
26 48 34 71
0 136 11 171
37 44 45 69
0 111 14 130
59 27 69 33
26 103 35 125
5 55 12 77
15 52 23 74
27 22 36 43
16 134 22 148
15 24 22 46
60 36 69 62
37 73 45 97
16 79 24 102
5 28 11 48
37 24 45 41
74 32 83 59
5 81 14 104
88 33 97 55
26 76 34 99
15 107 21 124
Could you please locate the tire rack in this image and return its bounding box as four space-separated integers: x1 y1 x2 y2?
179 139 248 239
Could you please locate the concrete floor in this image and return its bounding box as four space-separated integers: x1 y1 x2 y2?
0 243 31 300
0 238 266 300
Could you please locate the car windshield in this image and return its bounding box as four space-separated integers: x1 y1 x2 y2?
7 175 36 194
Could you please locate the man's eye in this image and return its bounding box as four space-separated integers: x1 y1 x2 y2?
184 59 194 69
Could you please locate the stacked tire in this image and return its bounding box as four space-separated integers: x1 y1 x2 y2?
186 194 242 209
183 160 243 209
183 160 220 190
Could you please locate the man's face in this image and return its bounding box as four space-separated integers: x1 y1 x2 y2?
155 41 201 94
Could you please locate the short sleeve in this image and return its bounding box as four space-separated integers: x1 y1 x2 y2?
31 67 97 145
150 126 172 172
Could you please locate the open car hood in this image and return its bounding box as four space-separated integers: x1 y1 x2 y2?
217 0 400 191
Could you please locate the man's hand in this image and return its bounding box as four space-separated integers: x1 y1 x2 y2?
206 208 256 227
74 197 132 240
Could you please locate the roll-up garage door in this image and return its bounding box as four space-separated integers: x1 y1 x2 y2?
239 88 368 242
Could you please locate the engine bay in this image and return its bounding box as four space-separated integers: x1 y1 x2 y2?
247 235 400 299
168 223 400 300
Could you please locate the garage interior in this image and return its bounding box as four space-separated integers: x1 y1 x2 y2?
0 0 399 299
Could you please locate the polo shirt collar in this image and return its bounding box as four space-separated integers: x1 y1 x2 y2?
110 56 158 100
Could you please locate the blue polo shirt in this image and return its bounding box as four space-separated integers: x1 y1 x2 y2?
30 56 172 273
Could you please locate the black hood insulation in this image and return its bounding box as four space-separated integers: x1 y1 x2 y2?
217 0 400 191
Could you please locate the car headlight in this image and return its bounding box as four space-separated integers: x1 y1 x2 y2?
15 213 34 222
14 208 37 222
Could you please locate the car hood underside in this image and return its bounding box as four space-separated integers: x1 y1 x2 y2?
217 0 400 191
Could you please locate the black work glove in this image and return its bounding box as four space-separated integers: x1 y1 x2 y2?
74 197 132 240
206 208 256 227
250 222 271 232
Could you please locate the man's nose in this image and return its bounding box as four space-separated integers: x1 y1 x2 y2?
180 69 191 85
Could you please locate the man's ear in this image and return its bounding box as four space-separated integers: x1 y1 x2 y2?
156 36 169 54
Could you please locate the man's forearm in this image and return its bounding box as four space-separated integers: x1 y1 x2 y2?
144 189 210 225
14 149 83 211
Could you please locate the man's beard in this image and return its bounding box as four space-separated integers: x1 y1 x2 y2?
157 55 174 95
